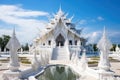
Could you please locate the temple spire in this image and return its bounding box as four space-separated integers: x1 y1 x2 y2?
97 27 112 71
65 13 68 17
97 27 114 80
57 5 64 16
59 4 62 12
13 27 16 36
69 15 74 22
6 28 21 71
103 26 106 37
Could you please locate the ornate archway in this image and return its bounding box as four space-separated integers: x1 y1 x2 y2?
55 34 65 46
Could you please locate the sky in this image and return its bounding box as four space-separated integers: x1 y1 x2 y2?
0 0 120 44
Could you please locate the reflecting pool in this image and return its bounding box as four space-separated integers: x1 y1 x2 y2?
36 65 80 80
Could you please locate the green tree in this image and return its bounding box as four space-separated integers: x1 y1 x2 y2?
0 35 10 51
0 37 2 47
92 44 118 51
110 44 116 51
24 43 29 51
93 44 98 51
22 43 29 51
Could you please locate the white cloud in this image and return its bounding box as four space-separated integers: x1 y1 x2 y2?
108 31 120 37
79 19 87 25
0 29 12 36
82 29 120 44
108 30 120 43
91 19 96 22
97 16 104 21
0 5 49 44
82 31 101 44
88 31 101 44
0 5 48 17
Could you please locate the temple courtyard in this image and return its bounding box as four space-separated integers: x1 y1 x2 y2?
0 54 120 80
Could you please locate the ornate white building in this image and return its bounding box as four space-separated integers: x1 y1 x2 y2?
33 7 86 61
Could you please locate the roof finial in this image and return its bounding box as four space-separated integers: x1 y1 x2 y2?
59 4 62 11
58 4 63 13
65 13 68 17
69 15 74 22
103 26 106 37
13 26 16 36
57 4 64 17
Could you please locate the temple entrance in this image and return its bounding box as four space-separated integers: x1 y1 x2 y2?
56 34 65 46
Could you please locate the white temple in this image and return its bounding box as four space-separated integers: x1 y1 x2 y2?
2 7 120 80
33 7 86 61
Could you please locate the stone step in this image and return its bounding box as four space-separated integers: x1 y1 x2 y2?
51 47 69 60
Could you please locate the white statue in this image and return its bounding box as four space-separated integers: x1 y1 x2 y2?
20 48 23 54
115 44 120 54
4 48 6 52
79 49 88 72
28 45 32 54
0 47 1 52
31 52 40 70
97 27 112 71
3 28 21 80
6 28 21 71
97 27 114 80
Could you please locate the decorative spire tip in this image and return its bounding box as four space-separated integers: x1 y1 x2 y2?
13 26 16 36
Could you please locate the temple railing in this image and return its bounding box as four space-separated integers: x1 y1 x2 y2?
114 77 120 80
68 45 81 55
0 51 30 55
39 45 53 48
69 45 80 48
86 68 99 79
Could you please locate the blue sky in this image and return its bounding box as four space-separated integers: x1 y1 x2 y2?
0 0 120 44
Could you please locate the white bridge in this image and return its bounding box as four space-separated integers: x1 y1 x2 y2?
49 60 71 65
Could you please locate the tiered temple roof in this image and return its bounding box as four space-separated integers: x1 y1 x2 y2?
34 7 86 43
45 7 82 34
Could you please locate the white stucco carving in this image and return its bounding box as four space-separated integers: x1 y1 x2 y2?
97 27 114 80
6 28 21 71
32 7 85 61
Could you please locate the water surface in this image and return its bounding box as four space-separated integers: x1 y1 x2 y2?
36 65 80 80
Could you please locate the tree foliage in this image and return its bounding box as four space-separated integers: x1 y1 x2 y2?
110 44 116 51
0 35 11 51
21 43 29 51
91 44 98 51
0 35 29 51
92 44 119 51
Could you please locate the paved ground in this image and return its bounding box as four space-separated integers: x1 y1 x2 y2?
0 63 30 80
0 61 120 80
111 62 120 76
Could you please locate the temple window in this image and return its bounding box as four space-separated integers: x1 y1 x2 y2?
81 42 82 46
43 43 45 46
75 40 77 45
48 40 51 45
69 40 72 45
51 22 55 25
